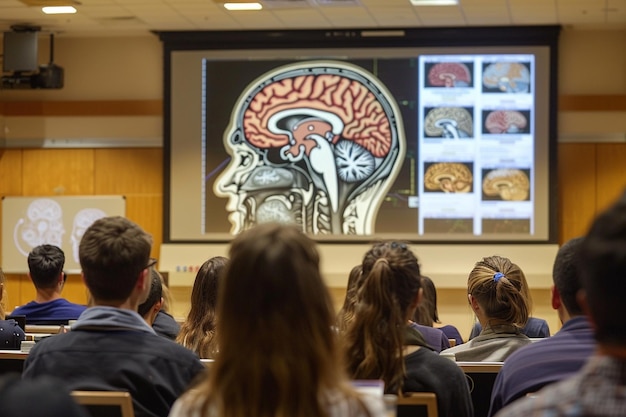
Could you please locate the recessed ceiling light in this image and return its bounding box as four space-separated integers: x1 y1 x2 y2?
42 6 77 14
409 0 459 5
224 2 263 10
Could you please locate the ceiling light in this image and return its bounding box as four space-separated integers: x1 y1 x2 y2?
224 2 262 10
409 0 458 5
42 6 77 14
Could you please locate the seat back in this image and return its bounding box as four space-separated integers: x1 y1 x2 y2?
457 362 503 417
397 392 438 417
71 391 135 417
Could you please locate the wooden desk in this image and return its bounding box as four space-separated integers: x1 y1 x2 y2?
0 349 28 375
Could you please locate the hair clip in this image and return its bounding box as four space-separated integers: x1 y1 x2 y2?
493 272 504 282
390 242 407 250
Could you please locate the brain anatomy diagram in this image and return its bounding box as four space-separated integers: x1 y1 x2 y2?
482 62 530 93
424 163 473 193
428 62 471 87
485 110 528 134
13 198 65 256
216 61 405 236
424 107 473 138
482 169 530 201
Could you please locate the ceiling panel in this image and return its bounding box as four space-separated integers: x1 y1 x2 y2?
0 0 623 36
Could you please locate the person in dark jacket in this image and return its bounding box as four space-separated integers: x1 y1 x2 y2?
22 216 205 417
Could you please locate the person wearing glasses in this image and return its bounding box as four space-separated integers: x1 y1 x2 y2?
23 216 205 417
10 244 86 325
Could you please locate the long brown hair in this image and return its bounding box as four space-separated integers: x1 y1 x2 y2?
0 268 6 319
176 256 228 359
191 224 365 417
343 241 422 394
468 255 529 328
336 264 364 333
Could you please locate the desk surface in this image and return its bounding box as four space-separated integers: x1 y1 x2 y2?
0 350 29 359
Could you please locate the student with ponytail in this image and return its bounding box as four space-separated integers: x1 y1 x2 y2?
343 241 473 417
443 255 532 361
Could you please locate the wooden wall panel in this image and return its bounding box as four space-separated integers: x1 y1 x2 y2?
557 143 597 243
94 148 162 194
0 150 23 196
595 143 626 213
22 149 95 195
0 149 23 267
124 195 163 260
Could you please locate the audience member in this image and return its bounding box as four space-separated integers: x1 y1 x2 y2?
176 256 228 359
489 237 595 416
468 265 550 340
443 255 531 361
22 216 205 417
338 264 449 352
496 190 626 417
169 224 385 417
342 241 473 417
336 264 364 333
414 275 464 346
151 268 180 340
0 268 25 349
0 374 88 417
138 268 164 327
11 245 86 325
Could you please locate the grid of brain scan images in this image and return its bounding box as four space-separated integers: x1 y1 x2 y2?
418 54 534 235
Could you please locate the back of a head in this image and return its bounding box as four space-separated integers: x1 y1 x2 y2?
190 256 229 322
177 256 228 357
79 216 152 303
138 269 163 318
579 190 626 346
415 275 438 325
336 264 364 332
552 237 585 316
345 241 422 393
468 255 529 328
210 223 341 417
27 244 65 289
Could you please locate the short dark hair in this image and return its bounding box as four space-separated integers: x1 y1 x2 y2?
579 190 626 345
138 269 162 317
552 237 585 316
79 216 152 302
27 245 65 289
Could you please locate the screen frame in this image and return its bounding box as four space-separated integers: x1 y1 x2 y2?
157 25 560 244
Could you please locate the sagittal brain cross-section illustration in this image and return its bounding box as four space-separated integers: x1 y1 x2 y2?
215 61 406 236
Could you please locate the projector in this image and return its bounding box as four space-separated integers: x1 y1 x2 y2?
1 64 64 90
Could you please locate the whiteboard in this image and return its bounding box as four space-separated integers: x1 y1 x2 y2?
2 196 126 273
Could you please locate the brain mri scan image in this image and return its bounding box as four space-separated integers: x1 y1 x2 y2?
214 61 406 236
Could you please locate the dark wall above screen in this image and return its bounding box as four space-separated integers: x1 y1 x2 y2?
158 26 560 243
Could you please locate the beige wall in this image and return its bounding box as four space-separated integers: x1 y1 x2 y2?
1 28 625 339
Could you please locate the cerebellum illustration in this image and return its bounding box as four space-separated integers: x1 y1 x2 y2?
214 61 405 236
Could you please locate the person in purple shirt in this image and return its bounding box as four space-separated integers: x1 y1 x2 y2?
11 245 86 325
415 275 464 346
488 237 595 416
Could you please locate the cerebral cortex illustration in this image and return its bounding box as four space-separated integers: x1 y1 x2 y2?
71 208 107 262
215 61 405 236
485 110 528 134
424 163 473 193
13 198 65 256
482 62 530 93
424 107 473 138
483 169 530 201
427 63 471 87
